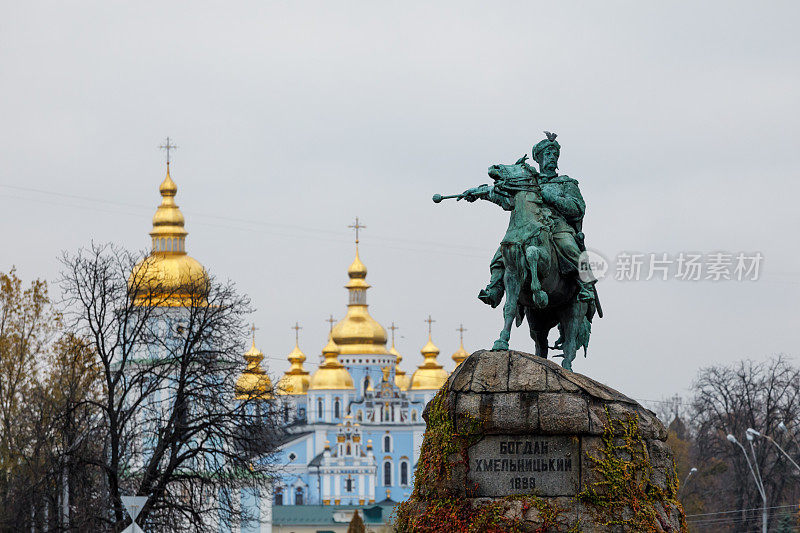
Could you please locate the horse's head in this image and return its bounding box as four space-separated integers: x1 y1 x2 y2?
487 155 538 184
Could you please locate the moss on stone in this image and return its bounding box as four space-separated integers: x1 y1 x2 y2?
578 407 687 532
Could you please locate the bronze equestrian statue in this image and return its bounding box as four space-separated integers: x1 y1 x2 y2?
433 132 601 371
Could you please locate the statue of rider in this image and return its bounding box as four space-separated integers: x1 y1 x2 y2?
474 132 595 307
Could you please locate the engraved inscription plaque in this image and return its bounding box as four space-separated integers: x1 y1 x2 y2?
467 435 579 497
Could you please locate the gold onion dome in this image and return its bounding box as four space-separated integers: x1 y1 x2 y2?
309 334 354 390
410 335 449 390
235 338 274 400
452 341 469 368
330 247 388 355
129 164 209 306
277 343 311 395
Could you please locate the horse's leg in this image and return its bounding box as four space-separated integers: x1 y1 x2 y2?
526 311 549 359
558 302 584 371
525 245 548 308
492 246 521 351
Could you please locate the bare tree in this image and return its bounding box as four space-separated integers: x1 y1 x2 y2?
59 244 281 532
688 355 800 532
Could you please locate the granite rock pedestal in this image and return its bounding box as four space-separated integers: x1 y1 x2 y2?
400 350 686 532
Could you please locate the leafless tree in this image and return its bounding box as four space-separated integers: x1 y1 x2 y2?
688 355 800 532
59 244 282 532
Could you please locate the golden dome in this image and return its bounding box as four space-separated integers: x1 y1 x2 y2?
348 252 367 279
309 334 355 390
410 335 449 390
330 247 388 355
452 342 469 368
235 338 274 400
277 343 311 395
128 164 209 306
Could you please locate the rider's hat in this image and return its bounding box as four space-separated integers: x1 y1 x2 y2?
532 131 560 166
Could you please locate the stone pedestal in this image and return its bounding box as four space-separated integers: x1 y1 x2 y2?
396 350 686 532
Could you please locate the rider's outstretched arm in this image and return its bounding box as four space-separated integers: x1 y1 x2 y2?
462 184 513 211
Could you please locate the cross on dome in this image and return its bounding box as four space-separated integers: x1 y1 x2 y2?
159 137 178 165
425 315 436 337
348 217 366 245
457 323 467 343
291 321 303 344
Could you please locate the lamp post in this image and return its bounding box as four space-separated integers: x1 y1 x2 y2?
678 467 697 500
746 428 800 474
778 421 800 455
727 433 767 533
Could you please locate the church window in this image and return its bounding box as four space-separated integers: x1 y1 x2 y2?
317 399 323 419
283 404 290 422
383 435 391 452
160 238 165 251
294 487 304 506
274 487 283 506
363 377 370 395
346 443 351 455
411 410 418 421
167 238 172 252
334 398 341 419
298 407 306 420
383 461 392 486
288 453 296 461
345 476 354 492
401 461 409 485
356 410 362 422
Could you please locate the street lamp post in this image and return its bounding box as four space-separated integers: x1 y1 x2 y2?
777 421 800 456
678 467 698 501
746 428 800 474
727 434 767 533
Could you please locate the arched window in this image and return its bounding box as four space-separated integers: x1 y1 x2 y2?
274 487 283 506
334 398 341 419
383 461 392 486
363 377 370 395
160 238 165 251
345 476 354 492
294 486 304 506
283 404 290 422
317 399 323 419
298 407 306 420
401 461 409 485
346 443 351 455
167 238 172 252
383 435 391 453
356 410 363 422
411 410 418 421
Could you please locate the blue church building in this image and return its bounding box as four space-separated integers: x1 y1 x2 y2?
235 238 470 531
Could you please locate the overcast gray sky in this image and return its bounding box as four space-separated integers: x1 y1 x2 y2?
2 1 799 408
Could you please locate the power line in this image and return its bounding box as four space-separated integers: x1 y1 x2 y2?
686 503 798 519
0 184 487 256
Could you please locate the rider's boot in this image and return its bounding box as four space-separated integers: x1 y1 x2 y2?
479 269 505 308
